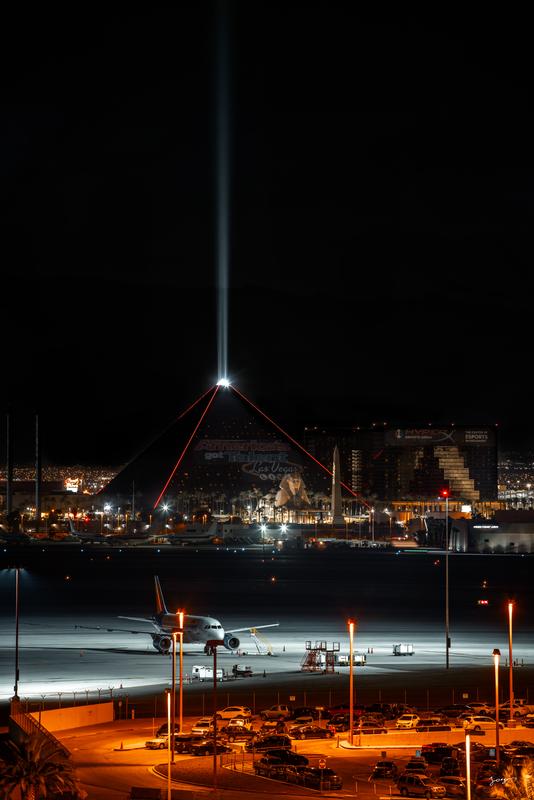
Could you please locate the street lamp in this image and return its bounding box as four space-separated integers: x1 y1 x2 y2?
348 618 356 746
13 566 21 700
492 648 501 766
440 488 451 669
465 732 472 800
165 689 171 800
207 639 225 793
170 610 185 761
178 610 184 735
508 601 514 724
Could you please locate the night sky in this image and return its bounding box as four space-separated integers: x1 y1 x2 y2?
1 5 532 464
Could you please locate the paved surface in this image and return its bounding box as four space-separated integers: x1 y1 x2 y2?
55 715 534 799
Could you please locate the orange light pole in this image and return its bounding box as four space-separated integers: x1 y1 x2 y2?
508 602 514 725
171 633 176 762
440 488 451 669
166 689 171 800
465 732 472 800
348 618 356 746
493 648 501 766
178 610 184 734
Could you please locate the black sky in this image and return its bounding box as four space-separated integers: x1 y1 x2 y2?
1 5 532 464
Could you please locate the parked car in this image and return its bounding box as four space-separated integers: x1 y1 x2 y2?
289 723 334 740
254 760 287 779
156 722 181 737
190 739 233 756
356 721 388 734
284 764 307 784
372 760 398 779
214 705 252 721
439 758 460 777
292 715 315 726
454 742 488 762
396 714 421 729
223 723 255 742
301 767 343 790
328 713 350 732
246 734 292 752
262 748 309 766
191 718 214 736
404 760 431 777
259 704 292 720
463 716 504 732
145 735 170 750
259 720 287 735
172 734 197 754
291 706 320 720
438 705 473 719
366 703 398 720
397 774 446 797
437 776 468 797
421 744 458 764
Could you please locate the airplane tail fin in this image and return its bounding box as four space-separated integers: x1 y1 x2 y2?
154 576 169 616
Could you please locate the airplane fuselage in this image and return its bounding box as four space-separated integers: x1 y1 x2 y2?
158 613 225 645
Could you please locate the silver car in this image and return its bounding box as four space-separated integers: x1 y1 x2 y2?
437 777 468 797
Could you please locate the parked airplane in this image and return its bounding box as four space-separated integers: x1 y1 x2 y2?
76 576 279 654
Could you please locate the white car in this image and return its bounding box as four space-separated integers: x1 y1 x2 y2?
191 718 214 735
463 715 503 732
145 734 169 750
396 713 420 729
215 705 252 721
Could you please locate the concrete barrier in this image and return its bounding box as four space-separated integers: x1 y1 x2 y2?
30 702 114 732
352 727 534 748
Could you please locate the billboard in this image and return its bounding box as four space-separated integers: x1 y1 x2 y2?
386 428 494 447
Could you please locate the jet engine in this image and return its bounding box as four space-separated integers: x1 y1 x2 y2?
224 633 240 651
152 634 172 654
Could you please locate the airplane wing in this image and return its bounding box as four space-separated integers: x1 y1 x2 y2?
118 615 158 626
75 624 155 636
226 623 279 633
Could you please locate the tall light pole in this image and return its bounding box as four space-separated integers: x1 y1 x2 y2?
440 489 451 669
14 566 20 700
178 610 184 735
493 648 501 766
171 633 177 763
508 601 514 724
465 732 472 800
207 640 224 793
166 689 171 800
348 618 355 746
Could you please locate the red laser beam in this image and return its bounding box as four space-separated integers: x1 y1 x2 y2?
96 385 216 495
153 385 220 509
177 385 217 420
230 384 368 507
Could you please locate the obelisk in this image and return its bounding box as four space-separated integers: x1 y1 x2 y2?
331 445 345 526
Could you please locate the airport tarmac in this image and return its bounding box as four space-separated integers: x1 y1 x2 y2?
1 548 533 709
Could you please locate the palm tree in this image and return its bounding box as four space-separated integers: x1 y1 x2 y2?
0 735 82 799
489 757 534 800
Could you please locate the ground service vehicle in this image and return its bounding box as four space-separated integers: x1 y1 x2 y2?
191 665 225 681
393 643 414 656
397 774 446 798
259 704 292 720
232 664 253 677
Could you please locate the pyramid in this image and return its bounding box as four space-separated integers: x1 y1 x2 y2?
101 385 348 515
